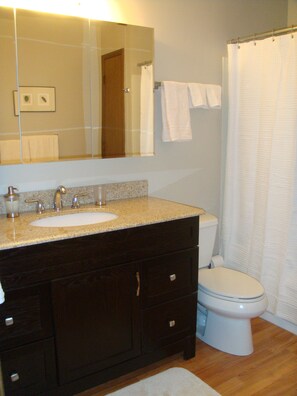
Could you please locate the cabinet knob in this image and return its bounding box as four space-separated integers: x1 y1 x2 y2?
169 320 176 328
5 317 14 326
10 373 20 382
169 274 176 282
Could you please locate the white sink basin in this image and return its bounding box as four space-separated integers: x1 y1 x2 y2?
30 212 118 228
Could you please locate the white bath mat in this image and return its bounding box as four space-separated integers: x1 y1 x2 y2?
106 367 221 396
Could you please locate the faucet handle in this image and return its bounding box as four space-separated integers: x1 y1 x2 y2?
25 198 45 214
71 192 88 209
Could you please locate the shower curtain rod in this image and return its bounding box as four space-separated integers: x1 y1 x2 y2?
137 60 152 67
228 24 297 44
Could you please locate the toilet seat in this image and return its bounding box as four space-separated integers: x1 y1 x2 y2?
199 267 265 301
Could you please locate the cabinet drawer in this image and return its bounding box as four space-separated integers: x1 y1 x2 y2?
0 217 198 289
0 284 53 351
142 294 197 353
1 338 57 396
141 249 198 307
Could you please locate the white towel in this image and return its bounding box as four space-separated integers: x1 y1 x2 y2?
188 83 208 109
0 140 21 163
140 64 154 155
25 135 59 162
161 81 192 142
21 137 31 163
0 281 4 304
206 84 221 108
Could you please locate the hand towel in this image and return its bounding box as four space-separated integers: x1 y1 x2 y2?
161 81 192 142
0 139 21 163
140 64 154 155
206 84 221 108
0 281 4 304
188 83 208 109
21 137 31 163
26 135 59 162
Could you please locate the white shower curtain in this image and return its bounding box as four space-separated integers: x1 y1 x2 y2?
140 64 154 155
222 33 297 325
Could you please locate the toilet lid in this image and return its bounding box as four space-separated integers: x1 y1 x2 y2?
199 267 264 299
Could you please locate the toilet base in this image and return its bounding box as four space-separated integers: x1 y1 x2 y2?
196 305 253 356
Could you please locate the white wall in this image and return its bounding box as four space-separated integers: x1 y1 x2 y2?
0 0 287 221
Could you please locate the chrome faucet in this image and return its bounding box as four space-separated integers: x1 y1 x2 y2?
53 185 66 211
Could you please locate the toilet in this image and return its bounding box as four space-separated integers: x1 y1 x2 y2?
196 213 268 356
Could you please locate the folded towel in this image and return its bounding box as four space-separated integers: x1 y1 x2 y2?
140 64 154 155
0 281 5 304
21 137 31 163
25 135 59 162
0 139 21 163
206 84 221 108
188 83 208 109
0 136 59 163
161 81 192 142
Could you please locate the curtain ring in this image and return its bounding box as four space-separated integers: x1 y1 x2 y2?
291 25 294 39
272 29 275 42
254 34 257 46
237 37 240 49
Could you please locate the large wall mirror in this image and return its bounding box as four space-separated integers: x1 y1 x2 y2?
0 7 154 164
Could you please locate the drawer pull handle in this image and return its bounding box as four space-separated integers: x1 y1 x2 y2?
169 274 176 282
10 373 20 382
5 317 14 326
136 271 140 297
169 320 176 328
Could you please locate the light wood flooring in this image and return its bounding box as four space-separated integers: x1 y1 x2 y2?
79 318 297 396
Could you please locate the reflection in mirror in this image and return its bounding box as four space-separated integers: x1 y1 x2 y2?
0 8 154 164
17 10 91 162
91 20 155 158
0 8 20 164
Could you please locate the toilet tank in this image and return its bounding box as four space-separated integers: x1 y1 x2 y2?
199 213 218 268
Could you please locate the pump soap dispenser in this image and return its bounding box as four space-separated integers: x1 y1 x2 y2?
4 186 20 218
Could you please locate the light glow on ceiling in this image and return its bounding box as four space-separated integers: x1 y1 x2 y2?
0 0 123 21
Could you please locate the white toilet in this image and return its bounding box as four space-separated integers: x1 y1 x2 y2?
196 213 268 356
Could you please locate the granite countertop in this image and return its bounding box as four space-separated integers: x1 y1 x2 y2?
0 197 204 251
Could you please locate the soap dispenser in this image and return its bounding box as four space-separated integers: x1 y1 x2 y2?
4 186 20 218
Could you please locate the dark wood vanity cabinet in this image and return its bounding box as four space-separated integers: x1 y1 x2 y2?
0 216 199 395
0 285 56 395
52 263 141 384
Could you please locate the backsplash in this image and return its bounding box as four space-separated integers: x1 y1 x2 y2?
0 180 148 215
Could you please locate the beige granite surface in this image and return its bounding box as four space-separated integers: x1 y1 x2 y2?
0 197 204 251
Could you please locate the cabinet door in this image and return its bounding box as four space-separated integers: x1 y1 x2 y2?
52 263 141 384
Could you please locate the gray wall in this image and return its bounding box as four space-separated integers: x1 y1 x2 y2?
288 0 297 23
0 0 288 221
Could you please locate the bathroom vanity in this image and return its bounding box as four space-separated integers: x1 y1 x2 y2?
0 197 202 395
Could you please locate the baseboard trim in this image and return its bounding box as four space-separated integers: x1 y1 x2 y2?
261 312 297 336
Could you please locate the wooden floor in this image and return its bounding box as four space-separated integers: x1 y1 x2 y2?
78 318 297 396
